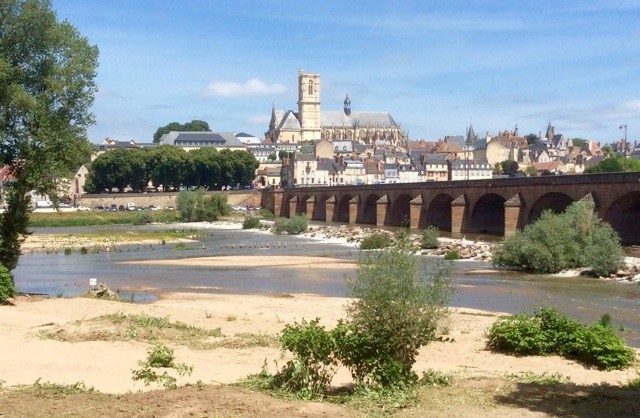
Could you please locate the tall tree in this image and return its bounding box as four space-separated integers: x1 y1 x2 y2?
147 145 188 191
153 120 210 143
0 0 97 273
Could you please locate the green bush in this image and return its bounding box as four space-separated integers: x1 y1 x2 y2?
131 344 193 389
421 226 440 249
493 202 622 275
272 215 308 235
260 208 274 219
359 232 392 250
242 217 261 229
176 190 231 222
0 264 17 303
134 211 155 225
272 319 340 399
487 307 635 370
341 246 453 387
443 250 460 260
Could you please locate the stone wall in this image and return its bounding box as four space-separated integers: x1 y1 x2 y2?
79 191 261 210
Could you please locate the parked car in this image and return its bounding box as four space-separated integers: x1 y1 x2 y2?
110 204 118 211
76 206 91 211
127 202 136 211
118 205 125 211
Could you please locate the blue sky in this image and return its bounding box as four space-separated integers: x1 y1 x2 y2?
52 0 639 144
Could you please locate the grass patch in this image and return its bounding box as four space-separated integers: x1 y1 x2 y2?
505 372 572 385
15 378 95 395
28 210 179 227
38 312 222 350
213 333 279 349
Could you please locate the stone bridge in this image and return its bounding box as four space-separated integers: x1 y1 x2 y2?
261 172 640 245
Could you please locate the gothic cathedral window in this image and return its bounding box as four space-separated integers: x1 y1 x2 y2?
308 80 313 95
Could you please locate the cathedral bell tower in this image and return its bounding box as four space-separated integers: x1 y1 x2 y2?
297 69 322 141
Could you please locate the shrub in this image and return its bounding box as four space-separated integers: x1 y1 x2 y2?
341 246 452 387
260 208 274 219
0 264 17 303
487 307 635 370
176 190 231 222
493 202 622 275
272 319 340 399
131 344 193 389
134 211 155 225
242 217 261 229
421 226 440 250
272 215 308 235
443 250 460 260
359 232 391 250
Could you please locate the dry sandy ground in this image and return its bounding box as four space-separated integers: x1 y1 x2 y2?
1 289 638 394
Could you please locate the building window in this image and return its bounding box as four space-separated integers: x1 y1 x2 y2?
308 80 313 95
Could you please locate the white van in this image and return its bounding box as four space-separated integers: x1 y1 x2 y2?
127 202 136 211
35 200 54 208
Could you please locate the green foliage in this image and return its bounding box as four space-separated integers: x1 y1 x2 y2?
176 190 230 222
64 248 72 256
0 264 17 303
153 120 210 143
584 157 623 173
260 208 274 219
0 0 97 273
131 344 193 389
134 210 155 225
506 371 571 385
272 319 340 399
419 369 454 387
342 247 453 387
493 202 622 275
487 307 635 370
272 215 308 235
242 217 261 229
421 227 440 250
359 232 392 250
30 378 94 395
86 148 149 193
443 250 460 261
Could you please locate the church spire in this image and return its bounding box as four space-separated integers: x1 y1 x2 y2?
344 94 351 116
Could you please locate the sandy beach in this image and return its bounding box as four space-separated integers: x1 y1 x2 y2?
1 291 638 395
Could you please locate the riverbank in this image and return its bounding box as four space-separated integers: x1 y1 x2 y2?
1 292 639 417
1 292 638 393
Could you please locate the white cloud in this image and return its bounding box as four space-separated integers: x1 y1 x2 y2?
204 78 287 98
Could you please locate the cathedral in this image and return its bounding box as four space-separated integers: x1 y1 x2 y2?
265 70 408 147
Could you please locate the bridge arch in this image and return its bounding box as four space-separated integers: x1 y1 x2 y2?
527 192 574 224
470 193 505 235
388 193 413 226
602 191 640 245
336 194 353 223
425 193 453 231
360 193 380 224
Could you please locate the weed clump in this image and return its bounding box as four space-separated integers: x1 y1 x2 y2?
271 215 308 235
359 232 391 250
487 307 635 370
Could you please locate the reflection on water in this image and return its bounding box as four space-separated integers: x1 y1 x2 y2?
14 225 640 347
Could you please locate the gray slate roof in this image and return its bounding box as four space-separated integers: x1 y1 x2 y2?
321 111 399 128
160 131 245 148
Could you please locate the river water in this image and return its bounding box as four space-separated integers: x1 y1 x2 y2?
13 224 640 347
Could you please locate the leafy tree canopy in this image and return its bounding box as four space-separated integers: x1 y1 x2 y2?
153 120 211 143
0 0 97 273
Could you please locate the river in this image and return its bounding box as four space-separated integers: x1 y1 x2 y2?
13 223 640 347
